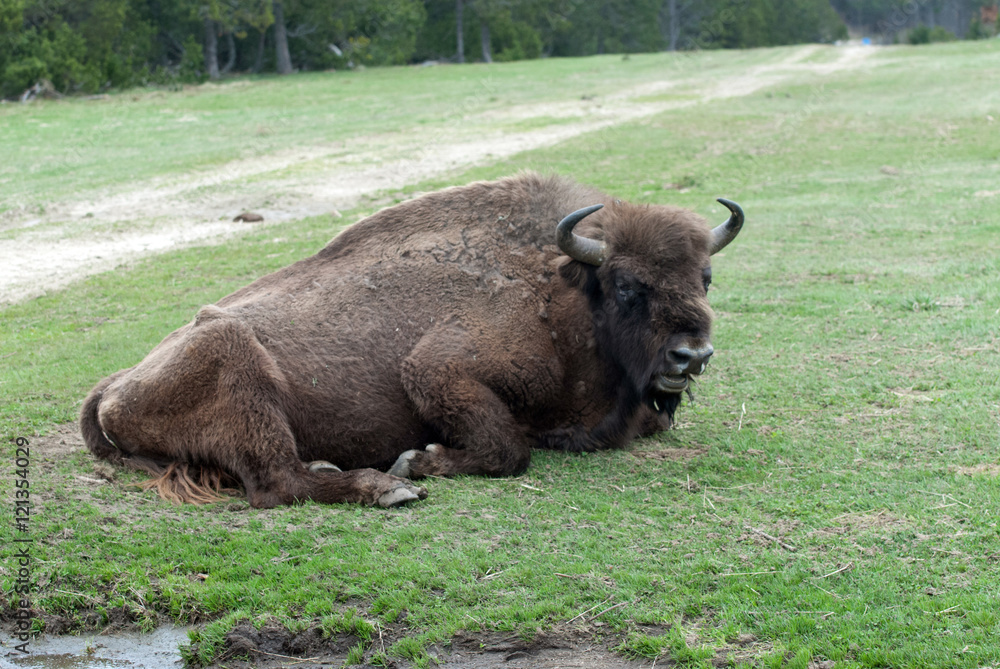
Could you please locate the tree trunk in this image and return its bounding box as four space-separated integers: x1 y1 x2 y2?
221 31 236 74
480 17 491 63
456 0 465 63
597 1 608 54
204 18 220 79
667 0 679 51
253 28 266 73
273 1 293 74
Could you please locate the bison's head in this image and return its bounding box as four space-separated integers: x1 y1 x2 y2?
557 198 743 420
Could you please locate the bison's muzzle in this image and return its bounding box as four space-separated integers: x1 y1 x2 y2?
648 342 714 411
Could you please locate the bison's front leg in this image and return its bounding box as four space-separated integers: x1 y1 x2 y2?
394 328 543 478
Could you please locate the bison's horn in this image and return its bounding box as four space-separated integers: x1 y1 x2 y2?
710 198 744 255
556 204 606 266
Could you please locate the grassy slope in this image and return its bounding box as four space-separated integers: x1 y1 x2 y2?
0 47 779 221
2 41 1000 668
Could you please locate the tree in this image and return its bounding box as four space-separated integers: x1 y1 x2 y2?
272 0 425 70
220 29 235 72
251 25 266 71
458 0 497 62
480 12 491 61
660 0 711 50
466 0 549 62
827 0 981 40
273 0 292 73
204 15 220 77
200 1 272 79
663 0 678 50
0 0 983 98
0 0 158 96
455 0 464 62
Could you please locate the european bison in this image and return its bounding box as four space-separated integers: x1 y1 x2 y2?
81 173 744 508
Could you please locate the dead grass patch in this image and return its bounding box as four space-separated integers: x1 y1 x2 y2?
630 447 708 461
808 510 907 542
711 634 777 667
951 463 1000 477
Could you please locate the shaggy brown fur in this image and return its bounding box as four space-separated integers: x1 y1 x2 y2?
81 173 736 508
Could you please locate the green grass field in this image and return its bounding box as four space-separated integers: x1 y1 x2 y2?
2 41 1000 668
0 46 789 220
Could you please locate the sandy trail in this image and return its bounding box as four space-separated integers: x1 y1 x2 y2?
0 45 875 304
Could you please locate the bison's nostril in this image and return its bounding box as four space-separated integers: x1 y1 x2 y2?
669 348 694 366
668 345 714 374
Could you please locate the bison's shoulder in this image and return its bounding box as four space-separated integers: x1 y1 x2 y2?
316 172 607 263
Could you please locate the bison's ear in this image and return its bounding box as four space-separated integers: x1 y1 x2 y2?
557 256 599 293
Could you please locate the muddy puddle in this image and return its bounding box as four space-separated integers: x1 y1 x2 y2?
1 624 667 668
1 626 188 669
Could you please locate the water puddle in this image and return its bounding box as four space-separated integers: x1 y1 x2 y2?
1 626 189 669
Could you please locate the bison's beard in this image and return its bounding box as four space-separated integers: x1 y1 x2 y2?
535 374 689 454
645 384 684 421
638 335 708 424
585 300 695 444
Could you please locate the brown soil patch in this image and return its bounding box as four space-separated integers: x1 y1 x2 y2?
23 421 120 487
197 624 654 669
211 622 362 667
434 629 648 669
23 421 83 460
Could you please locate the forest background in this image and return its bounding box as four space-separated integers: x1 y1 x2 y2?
0 0 997 100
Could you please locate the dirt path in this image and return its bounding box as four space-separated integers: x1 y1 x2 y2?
0 45 875 305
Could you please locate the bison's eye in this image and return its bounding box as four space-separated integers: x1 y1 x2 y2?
614 277 643 307
702 267 713 293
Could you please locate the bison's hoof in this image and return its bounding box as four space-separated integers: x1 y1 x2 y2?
388 450 419 478
306 460 341 473
537 427 590 452
377 482 428 508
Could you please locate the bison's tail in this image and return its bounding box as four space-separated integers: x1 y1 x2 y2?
129 460 241 505
80 375 124 465
81 376 240 505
